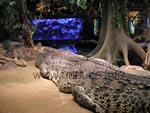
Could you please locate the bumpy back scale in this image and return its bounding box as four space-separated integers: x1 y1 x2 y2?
38 54 150 113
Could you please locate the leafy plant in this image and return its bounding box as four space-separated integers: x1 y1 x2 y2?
0 0 21 31
0 0 22 40
76 0 87 10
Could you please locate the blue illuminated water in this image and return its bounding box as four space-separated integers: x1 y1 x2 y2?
32 18 83 40
58 45 79 53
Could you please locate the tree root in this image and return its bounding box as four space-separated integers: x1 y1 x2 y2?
0 59 7 64
144 43 150 69
92 29 146 65
89 0 146 66
0 55 26 67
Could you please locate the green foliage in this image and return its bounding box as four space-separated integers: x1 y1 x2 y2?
112 0 128 30
112 60 119 66
112 59 125 67
69 0 88 16
76 0 87 10
0 0 21 31
69 0 87 10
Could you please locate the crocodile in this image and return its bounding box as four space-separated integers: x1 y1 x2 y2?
37 54 150 113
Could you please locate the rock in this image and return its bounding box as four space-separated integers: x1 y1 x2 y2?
120 65 144 71
120 65 150 75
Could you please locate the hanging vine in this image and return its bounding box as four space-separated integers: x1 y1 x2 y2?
112 0 128 30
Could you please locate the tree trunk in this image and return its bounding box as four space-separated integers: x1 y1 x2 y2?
88 0 108 56
91 0 146 65
17 0 34 47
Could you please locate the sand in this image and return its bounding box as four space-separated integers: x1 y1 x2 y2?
0 61 92 113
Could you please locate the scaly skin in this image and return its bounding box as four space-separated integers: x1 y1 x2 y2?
37 54 150 113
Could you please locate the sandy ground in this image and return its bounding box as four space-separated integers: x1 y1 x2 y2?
0 61 92 113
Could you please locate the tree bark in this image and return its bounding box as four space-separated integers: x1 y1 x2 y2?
17 0 34 47
88 0 108 56
91 0 146 65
